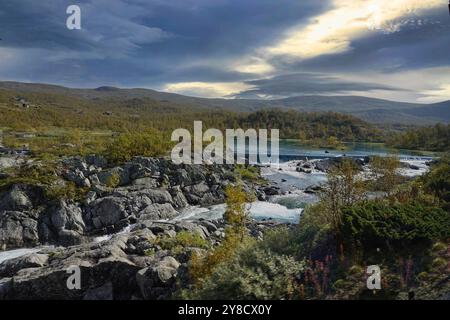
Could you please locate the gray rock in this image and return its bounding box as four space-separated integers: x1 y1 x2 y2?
132 177 158 188
88 197 128 229
0 211 39 249
0 186 33 211
139 203 178 221
85 154 108 168
143 189 173 204
0 157 22 170
83 282 113 300
170 186 189 208
49 200 85 234
136 256 180 300
63 168 91 188
0 253 49 278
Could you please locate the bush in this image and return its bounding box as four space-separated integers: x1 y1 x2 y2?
105 129 172 164
184 245 305 300
341 201 450 252
422 156 450 211
235 165 260 182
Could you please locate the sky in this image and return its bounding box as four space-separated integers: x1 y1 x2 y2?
0 0 449 103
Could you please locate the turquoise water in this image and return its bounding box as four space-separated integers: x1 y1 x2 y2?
278 140 435 160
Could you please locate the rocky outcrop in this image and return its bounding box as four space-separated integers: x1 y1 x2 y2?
0 211 39 249
0 155 262 250
0 219 281 300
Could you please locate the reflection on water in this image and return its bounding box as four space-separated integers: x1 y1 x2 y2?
279 140 436 160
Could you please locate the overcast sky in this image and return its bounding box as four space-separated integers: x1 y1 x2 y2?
0 0 449 102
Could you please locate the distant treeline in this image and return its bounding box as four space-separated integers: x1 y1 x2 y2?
0 87 382 142
387 123 450 152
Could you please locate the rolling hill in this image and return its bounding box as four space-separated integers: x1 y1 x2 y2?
0 81 448 125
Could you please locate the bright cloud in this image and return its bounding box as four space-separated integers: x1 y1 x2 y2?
236 0 442 72
162 81 253 98
268 0 442 58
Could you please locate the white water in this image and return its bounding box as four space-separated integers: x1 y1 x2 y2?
93 224 136 243
175 201 303 224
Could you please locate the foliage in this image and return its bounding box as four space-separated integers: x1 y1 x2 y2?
235 165 260 182
188 228 245 287
105 172 121 188
341 201 450 252
223 185 255 240
369 156 401 193
421 156 450 210
157 231 209 254
105 129 172 163
387 123 450 152
318 159 366 242
184 241 305 300
188 185 254 287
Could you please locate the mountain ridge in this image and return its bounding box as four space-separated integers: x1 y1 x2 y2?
0 81 449 125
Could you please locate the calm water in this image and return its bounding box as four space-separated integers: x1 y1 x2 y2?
278 140 435 161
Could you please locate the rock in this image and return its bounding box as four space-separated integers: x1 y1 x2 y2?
85 154 108 168
0 157 22 170
0 253 49 278
314 157 362 172
36 200 86 246
88 197 128 229
304 185 323 194
83 282 113 300
63 168 91 188
143 189 173 204
57 229 86 246
296 167 312 174
139 203 178 220
0 211 39 249
132 177 158 188
136 256 180 300
262 185 280 196
48 200 85 234
0 186 33 211
184 182 210 198
0 240 141 299
173 221 209 239
0 277 12 299
169 186 189 208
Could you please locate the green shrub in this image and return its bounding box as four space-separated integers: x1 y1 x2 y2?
106 129 172 164
235 165 260 182
158 231 209 252
341 201 450 252
105 172 121 188
184 245 305 300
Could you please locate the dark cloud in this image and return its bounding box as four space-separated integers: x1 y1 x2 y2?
232 73 404 99
0 0 329 87
0 1 448 100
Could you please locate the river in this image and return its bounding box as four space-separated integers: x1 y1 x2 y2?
177 140 433 224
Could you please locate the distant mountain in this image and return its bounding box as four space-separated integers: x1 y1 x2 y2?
0 81 448 125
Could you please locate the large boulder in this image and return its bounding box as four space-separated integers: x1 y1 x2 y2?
136 256 180 300
87 197 128 230
63 168 91 188
138 203 178 221
0 211 39 249
0 236 141 300
0 186 33 211
39 200 86 246
0 253 49 278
